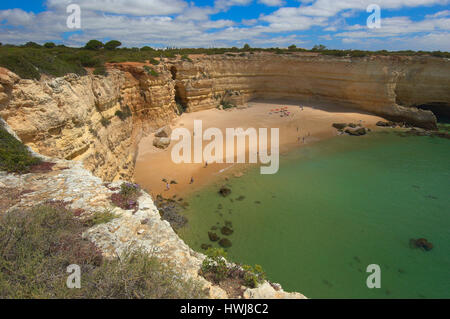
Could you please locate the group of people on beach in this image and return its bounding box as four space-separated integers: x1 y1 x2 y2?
269 106 293 117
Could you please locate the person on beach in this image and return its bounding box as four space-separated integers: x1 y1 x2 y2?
204 161 208 168
166 183 170 190
303 137 305 143
190 177 194 184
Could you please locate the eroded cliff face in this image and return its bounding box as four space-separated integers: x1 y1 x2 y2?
172 53 449 129
1 54 449 182
0 64 177 181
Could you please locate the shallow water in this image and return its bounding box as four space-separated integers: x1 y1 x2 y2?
178 131 450 298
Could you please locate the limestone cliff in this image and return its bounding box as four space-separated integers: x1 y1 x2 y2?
1 54 449 183
172 53 449 129
0 64 177 182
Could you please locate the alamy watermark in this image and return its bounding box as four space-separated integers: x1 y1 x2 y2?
66 4 81 29
366 264 381 288
170 120 279 174
367 4 381 29
66 264 81 289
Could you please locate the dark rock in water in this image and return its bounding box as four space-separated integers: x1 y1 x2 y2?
235 195 245 201
345 127 367 136
208 232 220 242
221 226 234 236
154 195 188 230
219 186 231 197
410 238 433 251
254 201 261 204
332 123 347 130
225 220 233 228
201 244 212 250
218 238 232 248
211 226 218 230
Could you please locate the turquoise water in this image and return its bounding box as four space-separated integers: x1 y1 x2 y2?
178 131 450 298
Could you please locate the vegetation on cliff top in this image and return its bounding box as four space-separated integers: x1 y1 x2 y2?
0 122 42 173
0 40 448 80
0 204 207 298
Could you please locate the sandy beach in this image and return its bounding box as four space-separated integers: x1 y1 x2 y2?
134 100 386 197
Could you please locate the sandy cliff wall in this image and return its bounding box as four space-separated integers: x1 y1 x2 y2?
0 65 177 181
173 53 449 129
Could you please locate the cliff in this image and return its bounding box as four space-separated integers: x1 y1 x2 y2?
172 53 449 129
1 54 449 182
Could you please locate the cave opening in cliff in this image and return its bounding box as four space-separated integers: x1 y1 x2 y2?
416 102 450 123
170 66 177 80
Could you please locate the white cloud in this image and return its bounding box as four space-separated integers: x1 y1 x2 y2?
0 0 449 50
258 0 286 6
46 0 188 16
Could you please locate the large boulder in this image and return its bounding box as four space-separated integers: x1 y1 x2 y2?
153 137 170 149
155 125 172 138
332 123 347 130
345 127 367 136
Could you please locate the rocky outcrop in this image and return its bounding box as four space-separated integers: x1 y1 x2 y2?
171 53 449 129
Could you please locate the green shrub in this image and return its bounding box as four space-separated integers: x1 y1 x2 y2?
44 42 56 49
149 58 160 65
85 40 104 51
220 101 236 109
115 105 132 120
0 205 206 298
242 264 266 288
0 124 41 173
100 117 111 127
93 66 107 76
104 40 122 50
143 65 159 77
83 209 119 227
201 248 228 283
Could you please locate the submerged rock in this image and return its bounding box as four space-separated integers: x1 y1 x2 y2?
409 238 433 251
219 186 231 197
218 238 232 248
208 232 220 242
221 226 234 236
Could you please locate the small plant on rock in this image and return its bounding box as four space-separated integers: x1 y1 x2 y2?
242 264 266 288
201 247 229 283
110 182 142 210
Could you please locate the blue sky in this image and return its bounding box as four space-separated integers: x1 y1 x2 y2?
0 0 449 50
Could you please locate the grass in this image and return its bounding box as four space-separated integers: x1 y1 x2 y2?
0 123 42 173
143 65 159 77
0 44 448 80
0 205 207 298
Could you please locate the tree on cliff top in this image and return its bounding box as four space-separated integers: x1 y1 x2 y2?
243 43 251 50
85 40 104 50
104 40 122 50
312 44 327 51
